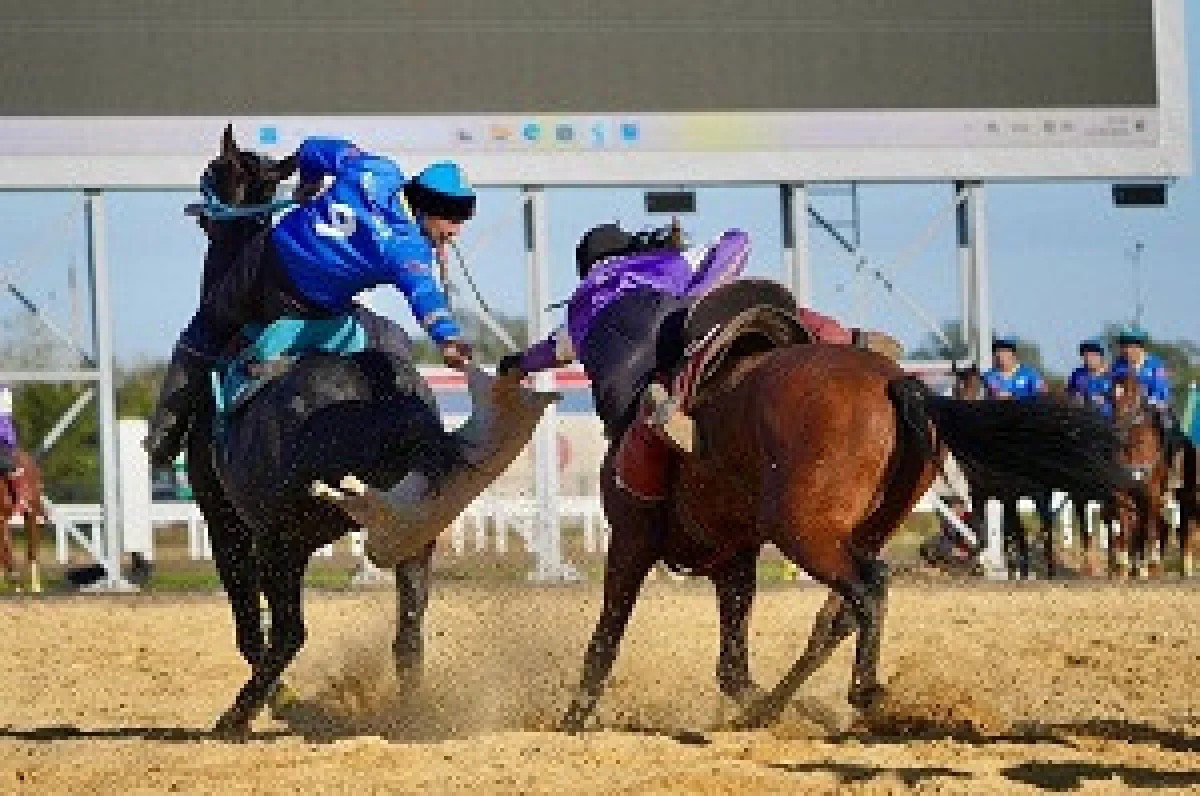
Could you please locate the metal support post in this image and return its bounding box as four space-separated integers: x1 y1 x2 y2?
84 190 134 591
954 181 974 362
966 181 992 367
780 184 811 306
522 187 578 582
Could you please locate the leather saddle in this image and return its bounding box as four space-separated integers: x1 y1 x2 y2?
673 279 811 411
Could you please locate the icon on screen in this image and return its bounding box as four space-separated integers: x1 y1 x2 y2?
619 121 640 143
588 121 607 146
455 128 476 143
522 122 542 142
555 123 575 143
489 124 514 142
258 126 279 145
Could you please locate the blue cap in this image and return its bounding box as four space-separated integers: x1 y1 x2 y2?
992 335 1018 351
1116 324 1149 345
1079 338 1105 355
403 161 476 222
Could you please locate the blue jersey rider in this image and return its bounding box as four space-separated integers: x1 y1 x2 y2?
144 137 477 471
1066 338 1113 417
1110 324 1174 435
982 336 1047 401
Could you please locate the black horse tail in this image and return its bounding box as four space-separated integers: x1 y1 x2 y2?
886 376 1140 503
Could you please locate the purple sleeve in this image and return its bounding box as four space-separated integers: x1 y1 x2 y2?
519 336 561 374
685 229 750 297
0 416 15 447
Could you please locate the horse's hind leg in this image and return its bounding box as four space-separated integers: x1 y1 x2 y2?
712 547 763 708
393 543 434 690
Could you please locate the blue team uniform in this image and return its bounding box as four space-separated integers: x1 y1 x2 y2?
1110 353 1171 408
1067 366 1113 417
272 137 461 344
982 364 1045 401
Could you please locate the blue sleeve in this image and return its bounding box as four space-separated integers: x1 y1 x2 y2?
1028 367 1047 395
1066 369 1083 397
383 233 462 345
1148 362 1171 404
295 137 360 184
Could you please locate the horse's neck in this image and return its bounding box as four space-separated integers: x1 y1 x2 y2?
201 220 263 294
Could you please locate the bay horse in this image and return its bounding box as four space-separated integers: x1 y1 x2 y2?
184 127 554 737
951 365 1062 578
1108 368 1170 578
0 449 43 593
561 332 1133 732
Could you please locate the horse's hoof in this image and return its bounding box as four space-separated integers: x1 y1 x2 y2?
559 695 598 734
726 684 769 713
267 680 300 721
394 663 423 694
848 684 886 712
211 714 253 742
732 696 782 730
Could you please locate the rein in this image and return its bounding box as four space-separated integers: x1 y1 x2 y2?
446 240 519 353
199 170 295 221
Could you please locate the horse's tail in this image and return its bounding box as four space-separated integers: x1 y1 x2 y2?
886 376 1139 503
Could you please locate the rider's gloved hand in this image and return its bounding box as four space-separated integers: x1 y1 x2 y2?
497 353 526 379
440 340 473 370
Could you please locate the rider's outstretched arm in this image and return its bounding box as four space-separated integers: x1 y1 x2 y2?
684 229 750 296
385 236 464 346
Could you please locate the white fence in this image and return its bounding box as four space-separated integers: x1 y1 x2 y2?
14 417 1166 584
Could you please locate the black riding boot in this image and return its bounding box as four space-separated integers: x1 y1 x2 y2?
143 342 214 468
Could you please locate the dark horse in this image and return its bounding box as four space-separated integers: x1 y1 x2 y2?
0 449 44 593
183 127 537 737
951 365 1066 578
561 336 1133 731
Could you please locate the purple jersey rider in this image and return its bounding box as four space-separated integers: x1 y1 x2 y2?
514 225 749 438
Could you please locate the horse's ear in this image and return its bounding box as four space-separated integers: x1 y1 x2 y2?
270 154 298 182
220 124 238 160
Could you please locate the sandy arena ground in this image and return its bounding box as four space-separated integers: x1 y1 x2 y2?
3 580 1200 794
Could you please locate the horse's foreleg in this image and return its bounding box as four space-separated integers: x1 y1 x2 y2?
1076 502 1097 577
214 558 307 739
393 543 434 690
23 511 40 593
1182 495 1197 578
209 521 265 672
560 514 657 733
0 513 14 584
1007 501 1031 580
1037 494 1056 579
712 547 762 708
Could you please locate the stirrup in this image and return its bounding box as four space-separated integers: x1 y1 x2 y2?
642 382 695 454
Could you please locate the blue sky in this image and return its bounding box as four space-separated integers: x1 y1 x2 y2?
1 22 1197 377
